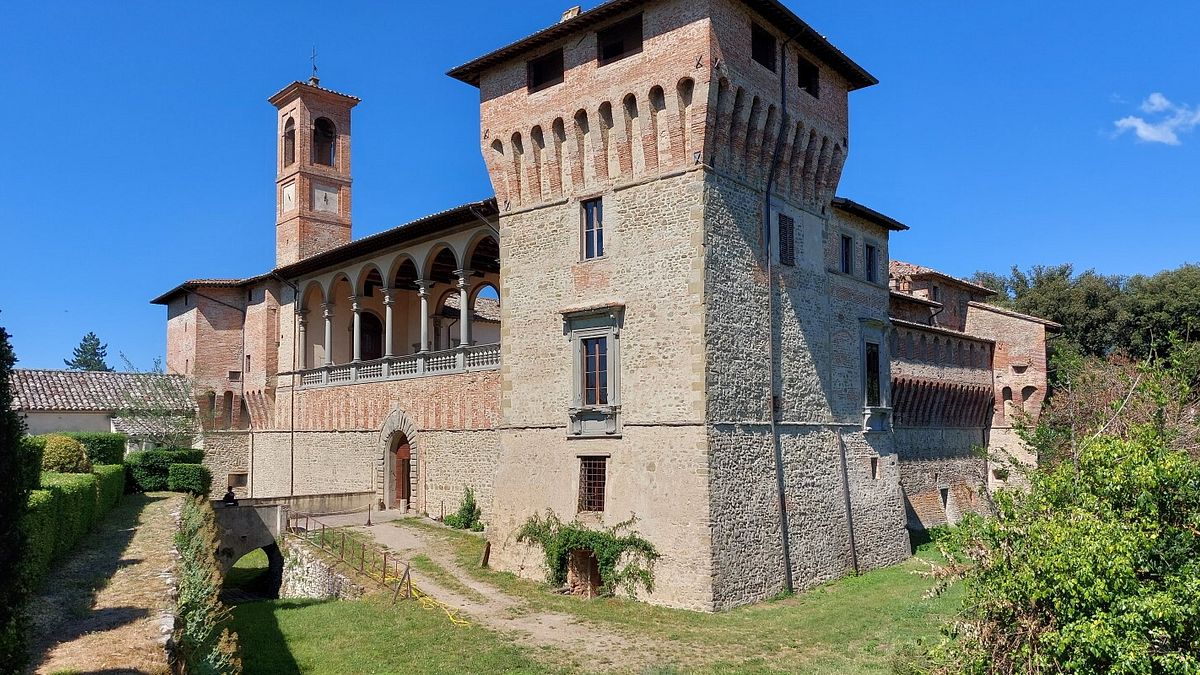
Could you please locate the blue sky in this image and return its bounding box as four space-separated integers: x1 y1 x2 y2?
1 1 1197 370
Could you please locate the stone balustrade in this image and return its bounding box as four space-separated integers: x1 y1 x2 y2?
298 343 500 388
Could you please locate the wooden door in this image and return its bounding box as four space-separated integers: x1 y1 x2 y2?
394 441 411 507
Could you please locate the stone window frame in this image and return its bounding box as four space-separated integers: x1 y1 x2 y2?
839 233 854 275
863 238 883 285
860 319 892 433
577 455 608 512
580 197 606 261
564 305 623 437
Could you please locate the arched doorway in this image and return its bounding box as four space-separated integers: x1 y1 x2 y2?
391 433 412 510
360 312 384 361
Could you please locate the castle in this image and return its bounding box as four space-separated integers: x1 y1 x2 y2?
153 0 1056 611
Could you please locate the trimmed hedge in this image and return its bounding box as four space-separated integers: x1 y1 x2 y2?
126 448 205 492
41 434 91 473
21 465 123 590
57 432 126 465
175 496 242 674
18 437 44 491
168 463 212 496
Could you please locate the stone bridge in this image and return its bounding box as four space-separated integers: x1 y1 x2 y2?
211 502 287 596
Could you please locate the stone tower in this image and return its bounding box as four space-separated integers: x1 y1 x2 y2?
269 78 359 267
451 0 908 610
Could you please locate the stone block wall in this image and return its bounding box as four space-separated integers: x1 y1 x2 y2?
203 431 250 498
280 538 365 601
892 428 991 529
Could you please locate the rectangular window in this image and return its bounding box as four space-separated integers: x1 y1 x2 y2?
778 214 795 266
797 55 820 98
528 49 564 92
865 341 881 407
578 456 607 512
865 243 877 282
931 285 941 302
228 472 248 488
840 235 854 274
582 337 609 405
751 23 776 71
597 14 642 66
582 198 604 259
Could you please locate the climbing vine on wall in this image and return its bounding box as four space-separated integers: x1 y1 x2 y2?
515 511 659 598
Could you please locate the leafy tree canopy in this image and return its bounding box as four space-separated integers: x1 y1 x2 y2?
64 331 113 371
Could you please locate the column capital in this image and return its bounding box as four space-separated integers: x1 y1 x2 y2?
350 295 362 312
454 269 473 290
321 302 335 318
414 279 432 296
380 287 395 305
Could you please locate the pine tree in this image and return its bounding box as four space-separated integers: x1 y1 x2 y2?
0 315 30 667
64 332 113 371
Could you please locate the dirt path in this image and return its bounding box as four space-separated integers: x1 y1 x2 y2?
320 514 673 672
27 492 183 675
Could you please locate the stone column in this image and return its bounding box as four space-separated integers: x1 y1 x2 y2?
381 288 395 358
455 269 472 348
350 295 362 362
322 302 334 366
416 280 431 353
297 308 309 370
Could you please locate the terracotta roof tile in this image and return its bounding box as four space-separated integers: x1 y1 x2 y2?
11 369 195 413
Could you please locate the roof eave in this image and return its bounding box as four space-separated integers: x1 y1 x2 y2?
832 197 909 231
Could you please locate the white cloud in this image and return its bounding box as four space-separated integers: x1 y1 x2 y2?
1114 92 1200 146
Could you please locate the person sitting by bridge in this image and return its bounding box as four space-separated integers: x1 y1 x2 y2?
222 487 239 507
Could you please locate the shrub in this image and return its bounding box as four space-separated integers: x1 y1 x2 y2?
168 463 212 496
93 464 125 513
0 318 30 669
126 448 204 492
516 511 659 598
175 496 242 674
443 487 482 531
41 434 91 473
17 437 44 491
920 432 1200 674
40 472 100 556
57 432 126 465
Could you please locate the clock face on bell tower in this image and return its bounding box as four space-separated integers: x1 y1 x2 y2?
269 78 359 266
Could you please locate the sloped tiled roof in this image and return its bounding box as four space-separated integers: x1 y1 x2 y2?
11 369 195 413
442 294 500 322
889 260 997 297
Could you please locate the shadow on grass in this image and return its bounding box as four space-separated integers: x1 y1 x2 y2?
229 599 323 675
26 493 166 671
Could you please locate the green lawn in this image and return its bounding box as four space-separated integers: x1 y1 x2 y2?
230 596 559 675
225 547 269 590
394 519 964 674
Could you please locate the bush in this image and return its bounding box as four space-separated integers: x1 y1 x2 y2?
442 487 482 531
41 434 91 473
516 511 659 598
0 318 30 669
168 463 212 496
920 432 1200 674
126 448 204 492
57 432 126 465
93 464 125 513
17 437 44 491
175 496 242 674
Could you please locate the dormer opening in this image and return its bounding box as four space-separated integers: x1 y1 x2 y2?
796 55 820 98
527 49 564 92
313 117 336 166
597 14 642 66
751 23 776 72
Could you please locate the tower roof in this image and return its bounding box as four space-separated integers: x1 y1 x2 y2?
447 0 877 90
268 80 361 107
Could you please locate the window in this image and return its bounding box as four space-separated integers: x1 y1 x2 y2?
283 118 296 166
582 198 604 259
797 56 820 98
228 370 242 382
931 285 941 302
227 472 248 489
582 337 608 405
528 49 564 92
865 243 878 282
566 307 622 436
578 456 607 512
840 235 853 274
778 214 795 266
865 342 881 407
313 117 336 166
751 23 776 71
597 14 642 66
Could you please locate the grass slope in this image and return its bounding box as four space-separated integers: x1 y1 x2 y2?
230 596 558 675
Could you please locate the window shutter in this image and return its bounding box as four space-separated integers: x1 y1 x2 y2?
778 215 795 266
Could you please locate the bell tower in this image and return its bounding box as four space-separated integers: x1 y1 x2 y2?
269 77 359 267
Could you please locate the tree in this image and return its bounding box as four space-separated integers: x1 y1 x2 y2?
115 355 200 448
1123 264 1200 360
0 314 31 667
64 332 113 371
